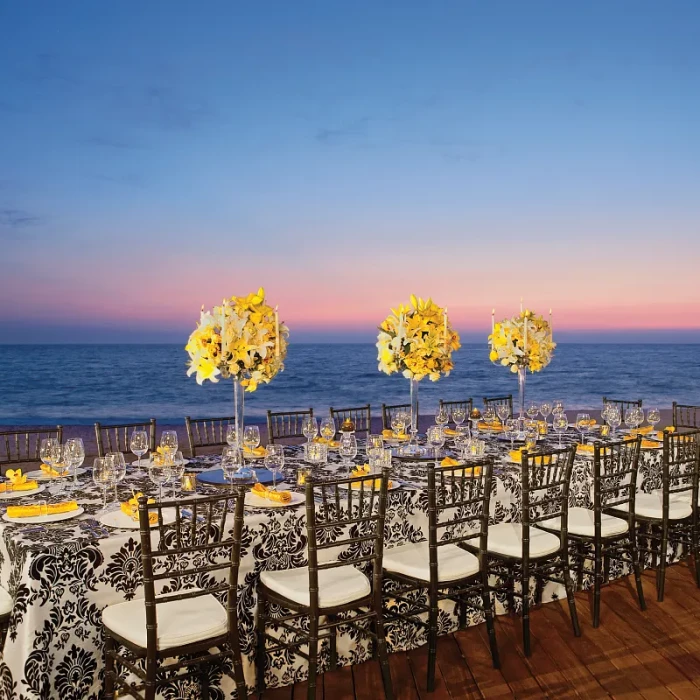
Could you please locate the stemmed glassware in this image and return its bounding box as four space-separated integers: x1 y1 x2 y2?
302 417 318 444
50 443 66 494
243 426 261 455
390 413 406 438
367 434 384 459
624 408 638 434
172 451 186 496
504 418 518 449
539 402 552 426
130 429 149 476
221 446 244 489
426 425 445 462
553 413 568 447
451 406 467 430
552 400 565 416
39 437 59 473
264 444 285 491
149 460 173 501
105 452 127 504
319 417 336 443
160 430 178 461
453 429 470 459
607 405 621 435
576 413 591 445
93 457 115 513
64 437 85 492
633 406 645 433
482 406 496 433
339 434 358 473
226 424 239 447
435 406 449 431
496 403 510 427
647 407 661 433
526 401 539 421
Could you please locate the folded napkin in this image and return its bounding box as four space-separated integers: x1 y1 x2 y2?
40 464 70 477
120 493 158 524
581 419 597 427
2 469 38 492
351 464 372 478
382 430 409 441
313 437 340 448
251 482 292 503
576 443 595 454
478 422 503 432
440 456 462 467
641 438 661 449
243 446 266 457
636 425 654 435
350 464 392 489
657 427 675 439
7 501 79 518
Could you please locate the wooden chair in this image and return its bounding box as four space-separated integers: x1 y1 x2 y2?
483 395 513 416
673 402 700 429
632 429 700 601
103 490 247 700
95 420 156 457
266 408 314 444
381 403 413 432
330 404 372 436
0 426 63 474
439 398 474 417
185 415 237 457
486 446 580 656
538 437 645 627
257 469 394 700
383 458 499 691
602 397 642 418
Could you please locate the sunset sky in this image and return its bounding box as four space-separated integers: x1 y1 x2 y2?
1 1 699 343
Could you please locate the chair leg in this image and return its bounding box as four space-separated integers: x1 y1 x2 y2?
592 540 603 628
199 664 210 700
145 656 157 700
103 633 116 700
256 593 268 696
506 564 515 614
691 519 700 588
307 617 319 700
522 559 531 657
458 595 467 629
575 541 585 591
657 523 669 602
630 534 647 611
427 587 439 691
563 554 581 638
329 614 338 669
481 578 500 669
374 610 394 700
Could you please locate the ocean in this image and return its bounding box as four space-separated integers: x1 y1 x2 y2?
0 343 698 426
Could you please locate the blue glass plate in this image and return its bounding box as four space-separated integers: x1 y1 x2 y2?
196 468 275 487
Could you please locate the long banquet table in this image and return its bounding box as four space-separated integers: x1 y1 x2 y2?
0 428 670 699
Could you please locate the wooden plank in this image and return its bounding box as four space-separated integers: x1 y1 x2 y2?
435 635 482 699
262 685 294 700
351 659 385 699
454 625 513 699
293 677 323 699
388 650 421 700
540 600 644 698
407 643 452 700
323 665 355 700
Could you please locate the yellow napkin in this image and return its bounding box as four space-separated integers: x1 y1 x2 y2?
40 464 70 477
350 464 392 489
657 427 675 439
7 501 79 518
641 438 661 449
478 422 503 432
120 493 158 524
351 464 372 477
576 443 595 454
244 446 266 457
351 478 393 489
251 482 292 503
454 466 482 477
313 437 340 448
443 428 458 436
637 425 654 435
382 430 409 441
511 449 552 464
581 419 597 427
2 470 38 492
441 456 462 467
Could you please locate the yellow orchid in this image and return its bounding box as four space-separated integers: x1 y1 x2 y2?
6 469 27 485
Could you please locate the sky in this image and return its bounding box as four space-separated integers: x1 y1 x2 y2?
1 0 699 343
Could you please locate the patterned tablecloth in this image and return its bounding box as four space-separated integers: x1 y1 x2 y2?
0 429 665 700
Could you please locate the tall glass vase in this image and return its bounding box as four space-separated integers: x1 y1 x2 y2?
232 377 245 447
410 377 419 440
517 366 526 418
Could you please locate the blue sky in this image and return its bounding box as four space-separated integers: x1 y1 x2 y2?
1 1 699 343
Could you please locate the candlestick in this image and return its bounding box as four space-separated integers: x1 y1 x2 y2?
274 306 280 357
523 312 528 351
491 308 495 335
520 297 523 313
221 299 227 359
443 308 448 347
549 308 553 341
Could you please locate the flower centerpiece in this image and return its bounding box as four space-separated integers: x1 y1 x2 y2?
186 287 289 443
488 307 555 417
377 295 460 451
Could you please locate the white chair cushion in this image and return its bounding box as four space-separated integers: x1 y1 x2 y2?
538 507 629 538
102 589 228 650
0 586 12 616
383 541 480 583
613 491 693 521
260 565 370 608
486 522 561 559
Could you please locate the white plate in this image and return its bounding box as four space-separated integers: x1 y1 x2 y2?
338 480 403 491
25 468 87 482
130 459 190 467
3 506 84 524
0 484 47 500
244 489 305 509
97 507 178 529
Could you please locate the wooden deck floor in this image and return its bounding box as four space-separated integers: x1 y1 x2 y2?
260 564 700 699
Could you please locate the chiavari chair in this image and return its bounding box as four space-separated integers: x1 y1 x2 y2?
486 446 580 656
381 403 413 432
538 437 645 627
673 402 700 429
329 404 372 436
103 490 247 700
257 469 393 700
383 458 499 691
266 408 314 444
95 420 156 458
629 429 700 601
0 426 63 473
602 397 643 419
482 395 513 416
439 398 474 417
185 415 237 456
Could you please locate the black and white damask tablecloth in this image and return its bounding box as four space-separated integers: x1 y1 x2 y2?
0 433 665 700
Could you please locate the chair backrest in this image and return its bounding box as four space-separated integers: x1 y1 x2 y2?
593 437 641 528
138 490 246 653
521 446 576 554
427 458 493 581
95 420 157 457
483 395 513 415
266 408 314 444
602 397 642 418
329 405 372 436
673 402 700 429
661 428 700 503
381 403 413 431
0 426 63 469
439 398 474 417
305 468 390 612
185 415 236 456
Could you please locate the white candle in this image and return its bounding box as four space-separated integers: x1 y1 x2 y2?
523 312 528 351
520 297 523 313
274 306 280 357
549 308 553 341
443 308 448 346
221 299 227 358
491 308 495 334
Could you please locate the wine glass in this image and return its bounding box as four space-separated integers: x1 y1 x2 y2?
482 406 496 433
453 429 470 459
319 417 336 443
221 446 244 489
225 424 239 447
526 401 539 421
624 408 637 434
452 406 467 429
93 457 114 513
302 416 318 444
160 430 178 460
64 437 85 492
552 400 565 416
49 443 67 495
264 444 285 491
367 434 384 459
496 403 511 427
553 413 568 447
130 429 149 475
607 405 621 435
426 425 445 462
435 406 449 430
105 452 127 504
633 406 645 432
647 407 661 433
149 460 173 501
172 450 186 497
539 402 552 426
390 413 406 439
397 409 412 433
576 413 591 445
339 434 358 473
243 426 261 455
39 437 59 472
504 418 518 450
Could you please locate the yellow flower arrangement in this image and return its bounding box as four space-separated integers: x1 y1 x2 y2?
186 287 289 391
377 295 460 381
488 310 555 373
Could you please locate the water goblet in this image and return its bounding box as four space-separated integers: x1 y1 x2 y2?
149 460 173 501
319 417 336 443
39 437 59 472
647 407 661 432
64 437 85 492
607 406 621 435
160 430 178 462
105 452 127 504
539 402 552 426
624 408 637 434
576 413 591 445
426 425 445 462
552 400 565 416
93 457 115 512
225 424 239 447
633 406 645 432
243 426 261 456
435 407 449 430
49 443 68 495
130 429 149 475
172 450 186 496
221 447 244 490
390 413 405 439
451 406 467 429
453 431 469 459
265 444 285 491
496 403 511 427
482 406 496 433
339 434 358 473
553 413 568 447
526 401 539 420
367 434 384 459
504 418 518 450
